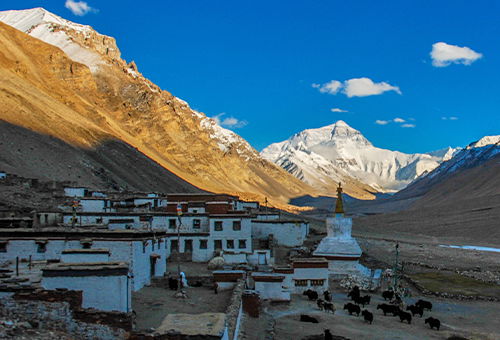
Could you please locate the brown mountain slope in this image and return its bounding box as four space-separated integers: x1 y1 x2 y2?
353 154 500 246
0 21 329 207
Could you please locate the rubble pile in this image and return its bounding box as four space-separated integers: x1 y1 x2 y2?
458 270 500 284
0 319 73 340
339 274 372 291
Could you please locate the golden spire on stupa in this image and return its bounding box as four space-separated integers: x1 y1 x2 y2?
334 182 344 215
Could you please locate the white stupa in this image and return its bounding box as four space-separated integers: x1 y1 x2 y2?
313 183 368 278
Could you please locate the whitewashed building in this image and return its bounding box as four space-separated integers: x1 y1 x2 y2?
0 229 168 291
42 261 131 312
251 219 309 247
290 258 329 293
251 272 290 301
209 215 252 256
64 187 89 197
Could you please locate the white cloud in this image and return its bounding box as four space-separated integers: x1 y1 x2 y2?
442 116 459 121
65 0 96 16
314 77 401 97
317 80 343 95
376 118 415 127
344 78 401 97
331 108 348 113
212 113 247 128
431 42 483 67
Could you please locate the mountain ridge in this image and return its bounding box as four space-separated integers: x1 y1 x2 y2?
261 120 461 193
0 8 322 209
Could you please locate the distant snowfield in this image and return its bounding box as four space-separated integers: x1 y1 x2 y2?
439 244 500 253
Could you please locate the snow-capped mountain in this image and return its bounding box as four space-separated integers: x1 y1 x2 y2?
0 7 120 72
426 135 500 180
261 121 460 192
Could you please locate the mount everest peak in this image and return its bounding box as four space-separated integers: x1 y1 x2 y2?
261 121 460 193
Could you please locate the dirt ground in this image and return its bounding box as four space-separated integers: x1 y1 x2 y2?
243 291 500 340
132 285 232 330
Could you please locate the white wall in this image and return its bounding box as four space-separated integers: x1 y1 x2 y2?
254 281 290 301
64 187 87 197
247 250 272 266
292 267 329 293
251 221 308 247
164 236 213 262
152 215 209 232
42 274 131 312
0 238 166 292
61 252 109 263
209 218 252 254
79 199 108 213
63 214 141 228
222 252 247 264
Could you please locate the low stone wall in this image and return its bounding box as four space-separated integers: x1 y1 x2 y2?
0 288 133 339
225 279 245 340
403 274 500 302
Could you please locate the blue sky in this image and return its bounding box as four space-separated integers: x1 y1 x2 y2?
1 1 499 153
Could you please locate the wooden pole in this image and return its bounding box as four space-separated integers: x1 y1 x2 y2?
15 256 19 276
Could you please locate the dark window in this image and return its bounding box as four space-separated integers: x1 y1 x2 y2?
82 243 92 249
214 240 222 250
214 221 223 231
311 279 325 286
171 240 179 252
169 219 177 229
227 240 234 249
232 221 241 231
152 240 155 251
37 243 46 253
185 239 193 252
165 239 168 249
295 280 308 287
0 243 7 253
96 217 103 224
193 219 201 229
199 239 208 249
239 239 247 249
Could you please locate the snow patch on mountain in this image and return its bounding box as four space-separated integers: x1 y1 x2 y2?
0 8 107 71
176 97 256 158
425 135 500 179
261 121 460 192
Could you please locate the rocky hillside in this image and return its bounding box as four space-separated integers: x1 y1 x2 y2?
0 8 319 207
261 120 459 193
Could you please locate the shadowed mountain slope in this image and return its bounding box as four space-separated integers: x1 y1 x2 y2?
0 13 319 208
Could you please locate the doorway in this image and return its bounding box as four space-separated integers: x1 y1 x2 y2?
258 252 267 265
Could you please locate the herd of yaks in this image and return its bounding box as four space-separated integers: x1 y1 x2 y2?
300 286 441 335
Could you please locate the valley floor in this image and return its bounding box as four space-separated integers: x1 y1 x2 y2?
246 290 500 340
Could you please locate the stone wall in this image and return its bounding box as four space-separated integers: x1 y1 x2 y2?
0 288 133 339
225 279 245 340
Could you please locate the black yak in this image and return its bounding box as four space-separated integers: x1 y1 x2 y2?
361 310 373 324
425 317 440 330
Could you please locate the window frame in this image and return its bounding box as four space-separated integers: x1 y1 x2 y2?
199 239 208 249
232 220 241 231
214 221 223 231
238 239 246 249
